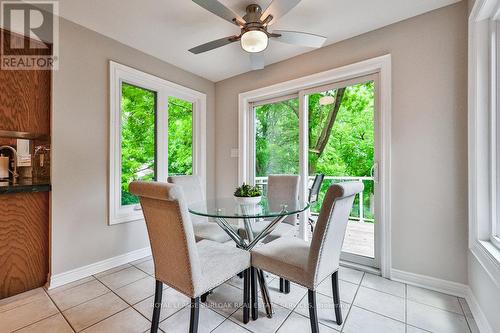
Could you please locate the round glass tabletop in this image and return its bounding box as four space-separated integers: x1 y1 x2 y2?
188 197 309 219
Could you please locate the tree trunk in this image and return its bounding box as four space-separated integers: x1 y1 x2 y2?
313 88 345 155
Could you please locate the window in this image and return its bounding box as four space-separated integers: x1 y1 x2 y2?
168 96 193 176
120 83 157 206
109 62 206 225
238 56 392 274
469 0 500 271
494 20 500 249
253 95 300 193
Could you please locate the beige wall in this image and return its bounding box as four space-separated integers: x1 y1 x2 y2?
215 2 468 283
52 18 215 275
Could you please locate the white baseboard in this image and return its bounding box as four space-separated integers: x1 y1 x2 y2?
48 247 152 289
391 269 494 333
391 268 469 297
464 288 494 333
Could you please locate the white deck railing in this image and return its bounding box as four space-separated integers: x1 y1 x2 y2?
255 176 374 223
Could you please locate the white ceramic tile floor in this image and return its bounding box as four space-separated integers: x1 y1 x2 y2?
0 260 478 333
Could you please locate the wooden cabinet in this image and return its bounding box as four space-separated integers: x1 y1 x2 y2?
0 29 51 135
0 192 49 298
0 28 51 299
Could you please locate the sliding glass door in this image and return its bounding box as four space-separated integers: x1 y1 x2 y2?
252 95 299 194
249 74 380 268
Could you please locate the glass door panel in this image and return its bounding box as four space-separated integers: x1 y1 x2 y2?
254 96 299 194
305 79 377 266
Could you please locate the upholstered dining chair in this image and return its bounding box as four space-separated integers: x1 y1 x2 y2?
168 175 231 243
129 181 251 333
238 175 300 293
251 182 364 333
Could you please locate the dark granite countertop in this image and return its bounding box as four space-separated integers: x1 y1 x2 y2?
0 179 51 194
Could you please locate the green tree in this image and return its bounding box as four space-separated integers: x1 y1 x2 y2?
121 83 156 205
120 87 194 206
255 81 375 217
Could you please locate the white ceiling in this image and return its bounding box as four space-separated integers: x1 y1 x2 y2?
56 0 460 82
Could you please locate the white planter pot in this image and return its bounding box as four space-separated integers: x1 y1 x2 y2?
234 196 262 206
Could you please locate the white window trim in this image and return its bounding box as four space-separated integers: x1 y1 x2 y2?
109 61 206 225
238 54 392 278
469 0 500 288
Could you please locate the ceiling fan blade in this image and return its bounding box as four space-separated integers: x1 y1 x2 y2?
271 30 327 48
189 36 239 54
192 0 244 26
250 53 264 70
261 0 302 25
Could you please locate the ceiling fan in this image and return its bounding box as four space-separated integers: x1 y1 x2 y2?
189 0 327 70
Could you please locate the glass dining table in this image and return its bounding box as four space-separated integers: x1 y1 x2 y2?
188 197 309 319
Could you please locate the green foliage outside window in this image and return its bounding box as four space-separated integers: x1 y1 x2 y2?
255 81 375 218
121 83 156 206
120 86 194 206
168 96 193 176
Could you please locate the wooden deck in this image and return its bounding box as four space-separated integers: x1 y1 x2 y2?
343 220 374 258
308 218 375 258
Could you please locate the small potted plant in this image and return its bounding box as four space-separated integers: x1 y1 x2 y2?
234 183 262 205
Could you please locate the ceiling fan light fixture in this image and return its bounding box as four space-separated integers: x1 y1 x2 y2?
241 29 268 53
319 95 335 106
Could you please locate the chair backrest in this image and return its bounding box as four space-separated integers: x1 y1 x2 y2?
267 175 300 225
307 181 364 286
129 181 203 297
308 174 325 203
168 175 206 225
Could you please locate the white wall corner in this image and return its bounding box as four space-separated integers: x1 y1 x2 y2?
48 247 152 290
464 287 495 333
391 269 496 333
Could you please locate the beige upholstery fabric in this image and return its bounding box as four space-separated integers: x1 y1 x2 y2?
129 181 250 298
252 237 310 286
168 175 231 243
267 175 300 225
193 223 233 243
251 182 364 290
239 221 295 243
238 175 300 242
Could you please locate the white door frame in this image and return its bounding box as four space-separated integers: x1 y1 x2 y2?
238 54 392 277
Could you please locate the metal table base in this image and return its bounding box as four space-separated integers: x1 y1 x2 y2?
213 214 287 319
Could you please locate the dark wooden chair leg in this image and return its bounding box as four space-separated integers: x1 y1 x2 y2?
189 297 200 333
308 290 320 333
331 271 342 325
279 277 291 294
200 291 210 303
243 268 250 324
308 217 315 232
150 280 163 333
251 267 258 320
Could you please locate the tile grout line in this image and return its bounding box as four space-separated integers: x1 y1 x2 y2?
405 297 470 316
339 272 364 332
41 288 76 333
75 307 132 332
51 280 112 313
405 283 407 333
458 296 474 333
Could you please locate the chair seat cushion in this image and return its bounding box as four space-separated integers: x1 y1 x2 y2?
251 237 313 289
195 240 250 297
238 221 296 243
193 222 231 243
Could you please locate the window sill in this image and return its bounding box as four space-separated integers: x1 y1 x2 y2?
471 240 500 288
